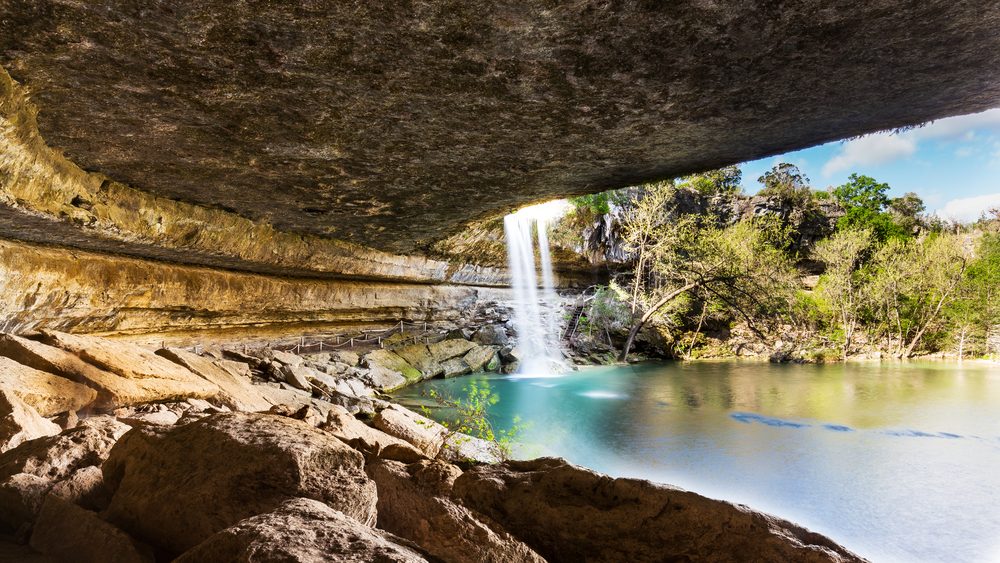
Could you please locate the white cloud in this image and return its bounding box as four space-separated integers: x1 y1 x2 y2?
936 192 1000 222
822 108 1000 177
821 134 916 176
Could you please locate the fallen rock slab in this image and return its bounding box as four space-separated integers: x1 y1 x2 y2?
368 458 544 563
29 496 153 563
452 457 867 563
0 389 59 453
0 357 96 417
0 416 130 530
102 412 377 555
156 348 271 412
175 498 428 563
37 331 221 403
0 334 207 408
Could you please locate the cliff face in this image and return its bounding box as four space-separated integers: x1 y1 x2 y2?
0 238 512 337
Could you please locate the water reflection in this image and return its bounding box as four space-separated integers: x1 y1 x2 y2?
394 360 1000 563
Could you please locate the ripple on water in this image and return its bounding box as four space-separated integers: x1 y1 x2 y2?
730 412 810 428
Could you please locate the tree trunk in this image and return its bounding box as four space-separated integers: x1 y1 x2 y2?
958 326 967 362
685 299 708 361
619 281 700 362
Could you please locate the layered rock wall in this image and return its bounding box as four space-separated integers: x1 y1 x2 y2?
0 238 511 337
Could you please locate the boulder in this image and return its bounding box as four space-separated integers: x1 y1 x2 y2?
464 345 499 372
0 416 130 529
280 364 313 391
321 405 424 461
102 413 377 555
0 333 217 407
440 357 472 378
427 339 478 362
368 459 544 563
46 465 110 511
452 458 865 563
29 496 154 563
0 357 96 417
270 350 305 367
364 365 409 393
332 350 360 366
362 349 422 383
174 498 428 563
0 389 60 453
472 324 509 347
156 348 271 412
371 405 448 458
392 345 443 379
442 433 503 464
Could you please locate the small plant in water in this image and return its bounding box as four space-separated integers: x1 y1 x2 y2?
421 379 524 462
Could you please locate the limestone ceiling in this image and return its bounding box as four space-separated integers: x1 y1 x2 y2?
2 0 1000 253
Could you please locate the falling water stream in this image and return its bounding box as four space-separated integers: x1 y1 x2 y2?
503 203 565 375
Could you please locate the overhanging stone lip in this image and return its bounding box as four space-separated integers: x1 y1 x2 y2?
3 1 1000 255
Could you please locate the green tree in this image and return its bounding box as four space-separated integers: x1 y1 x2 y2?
888 192 926 234
832 174 907 242
757 163 812 204
946 234 1000 357
814 228 872 359
678 165 743 196
620 180 675 313
423 380 523 461
618 219 797 360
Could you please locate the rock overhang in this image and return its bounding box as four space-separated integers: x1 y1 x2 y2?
0 0 998 257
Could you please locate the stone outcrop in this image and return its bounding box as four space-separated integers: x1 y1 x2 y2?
368 458 545 563
0 357 96 417
452 457 865 563
0 416 130 530
0 389 59 453
102 412 377 554
174 498 428 563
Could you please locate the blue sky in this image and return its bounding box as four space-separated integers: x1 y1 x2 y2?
738 108 1000 222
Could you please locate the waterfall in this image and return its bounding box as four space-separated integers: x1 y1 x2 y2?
503 202 565 375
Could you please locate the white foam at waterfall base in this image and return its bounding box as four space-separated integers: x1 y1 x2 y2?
503 200 568 376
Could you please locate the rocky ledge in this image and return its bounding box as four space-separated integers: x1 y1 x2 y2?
0 330 866 562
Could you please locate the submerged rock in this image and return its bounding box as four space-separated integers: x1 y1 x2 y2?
174 498 428 563
0 389 60 453
452 457 867 563
102 412 377 554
